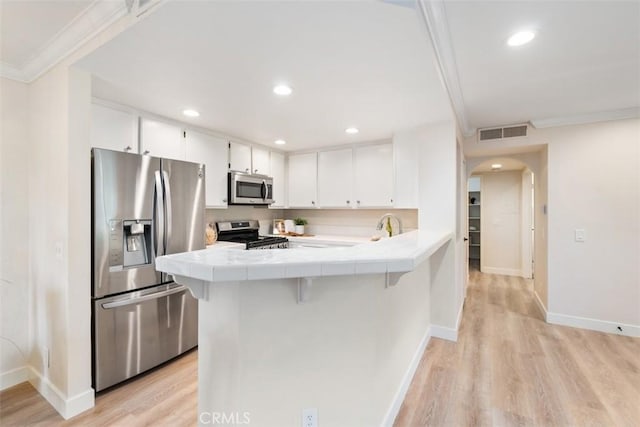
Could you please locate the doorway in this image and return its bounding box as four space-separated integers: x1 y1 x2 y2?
466 158 535 279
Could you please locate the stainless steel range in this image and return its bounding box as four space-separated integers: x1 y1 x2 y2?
216 220 289 249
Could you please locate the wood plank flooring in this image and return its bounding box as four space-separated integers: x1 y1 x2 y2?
0 349 197 426
394 268 640 427
2 268 639 426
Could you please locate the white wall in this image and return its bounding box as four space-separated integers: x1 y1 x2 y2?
480 170 522 276
547 119 640 332
0 77 30 389
534 147 548 310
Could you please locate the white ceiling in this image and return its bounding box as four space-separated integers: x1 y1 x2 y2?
0 0 92 68
471 157 527 173
77 1 451 151
2 0 639 152
440 0 640 132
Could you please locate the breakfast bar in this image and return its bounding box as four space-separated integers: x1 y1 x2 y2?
156 230 455 427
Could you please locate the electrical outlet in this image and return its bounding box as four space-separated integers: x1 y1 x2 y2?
302 408 318 427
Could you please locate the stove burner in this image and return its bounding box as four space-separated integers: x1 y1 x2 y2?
216 220 289 250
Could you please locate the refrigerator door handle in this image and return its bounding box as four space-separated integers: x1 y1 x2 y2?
154 170 165 256
101 285 187 309
162 170 172 250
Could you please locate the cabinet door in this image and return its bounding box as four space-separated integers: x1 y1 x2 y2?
185 130 229 208
229 142 252 173
288 152 317 208
90 104 138 153
270 151 286 207
140 118 184 160
318 148 353 208
354 143 394 207
252 147 270 175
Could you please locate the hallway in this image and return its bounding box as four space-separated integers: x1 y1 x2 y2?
394 269 640 426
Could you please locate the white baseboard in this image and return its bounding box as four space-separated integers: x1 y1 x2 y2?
546 312 640 338
28 367 95 420
456 299 465 330
430 324 458 342
0 366 28 391
381 327 432 427
481 266 522 277
533 291 547 320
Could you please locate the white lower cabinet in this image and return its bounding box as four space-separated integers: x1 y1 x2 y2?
140 118 185 160
269 151 286 207
354 143 394 207
90 104 138 153
318 148 353 208
287 152 317 208
185 130 229 208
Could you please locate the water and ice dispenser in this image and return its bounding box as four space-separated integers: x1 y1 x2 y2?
108 219 152 270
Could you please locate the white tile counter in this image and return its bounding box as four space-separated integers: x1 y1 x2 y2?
157 230 453 297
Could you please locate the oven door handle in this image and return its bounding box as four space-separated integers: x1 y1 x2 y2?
101 285 187 309
261 180 267 199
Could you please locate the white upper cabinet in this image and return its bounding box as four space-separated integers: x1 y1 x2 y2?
269 151 286 207
354 143 394 207
288 152 317 208
318 148 353 208
229 141 252 173
185 130 229 208
90 104 138 153
252 146 270 175
140 118 185 160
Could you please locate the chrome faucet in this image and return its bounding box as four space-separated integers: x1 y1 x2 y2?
376 213 402 237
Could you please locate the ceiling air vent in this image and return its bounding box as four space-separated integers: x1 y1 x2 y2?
478 124 528 142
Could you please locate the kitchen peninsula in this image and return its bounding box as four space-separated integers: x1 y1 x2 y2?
156 230 455 426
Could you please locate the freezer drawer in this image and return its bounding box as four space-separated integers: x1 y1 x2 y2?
93 283 198 392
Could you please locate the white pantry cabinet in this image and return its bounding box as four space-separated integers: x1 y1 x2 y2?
270 151 286 207
90 104 138 153
354 143 394 207
317 148 353 208
288 152 317 208
229 141 252 173
252 146 270 175
140 118 185 160
185 130 229 208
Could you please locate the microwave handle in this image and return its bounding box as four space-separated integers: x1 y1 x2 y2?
261 180 267 199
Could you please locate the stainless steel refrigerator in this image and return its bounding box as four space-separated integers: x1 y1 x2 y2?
91 148 203 392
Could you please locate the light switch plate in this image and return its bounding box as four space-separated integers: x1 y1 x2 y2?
575 229 586 242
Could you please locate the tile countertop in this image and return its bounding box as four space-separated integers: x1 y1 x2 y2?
157 229 453 284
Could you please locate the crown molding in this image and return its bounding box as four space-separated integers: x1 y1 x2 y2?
530 107 640 129
0 0 128 83
415 0 473 137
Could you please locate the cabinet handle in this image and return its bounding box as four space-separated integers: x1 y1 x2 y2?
357 200 361 204
124 146 132 152
390 198 394 204
222 198 227 203
346 200 350 204
245 168 249 173
311 201 315 205
254 169 258 173
143 150 150 155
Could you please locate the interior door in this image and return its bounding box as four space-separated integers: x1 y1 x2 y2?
161 158 205 258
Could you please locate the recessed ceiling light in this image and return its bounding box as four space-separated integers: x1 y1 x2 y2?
345 127 359 134
182 109 200 117
273 84 292 96
507 30 535 47
274 139 286 145
491 163 503 170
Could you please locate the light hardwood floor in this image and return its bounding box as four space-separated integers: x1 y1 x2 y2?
0 349 198 426
2 270 639 426
395 267 640 427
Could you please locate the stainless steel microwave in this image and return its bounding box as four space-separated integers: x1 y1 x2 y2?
228 171 274 205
